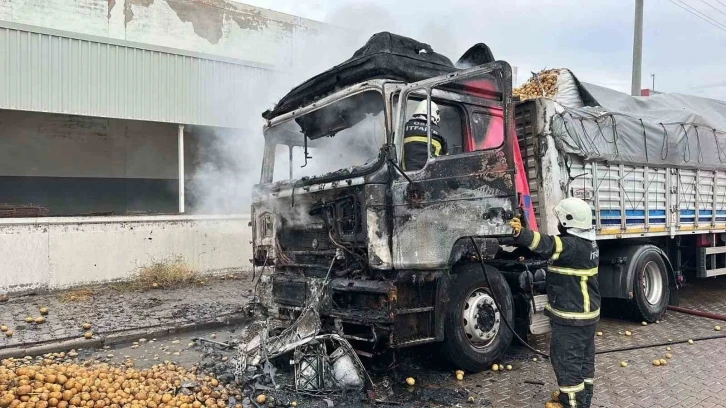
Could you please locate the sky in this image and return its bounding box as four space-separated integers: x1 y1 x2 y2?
240 0 726 101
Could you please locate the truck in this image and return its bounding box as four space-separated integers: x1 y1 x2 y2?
250 32 726 371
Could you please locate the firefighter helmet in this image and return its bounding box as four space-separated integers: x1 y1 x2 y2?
554 197 595 240
413 100 441 125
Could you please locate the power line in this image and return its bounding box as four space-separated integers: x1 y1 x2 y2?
675 0 726 29
698 0 726 18
714 0 726 8
668 0 726 32
675 0 726 28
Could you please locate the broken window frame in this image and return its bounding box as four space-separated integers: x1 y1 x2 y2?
260 86 388 185
393 62 514 174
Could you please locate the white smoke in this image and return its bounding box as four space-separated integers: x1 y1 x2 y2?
187 5 463 215
187 17 386 214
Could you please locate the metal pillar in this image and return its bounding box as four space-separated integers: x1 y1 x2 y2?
631 0 644 96
178 124 185 213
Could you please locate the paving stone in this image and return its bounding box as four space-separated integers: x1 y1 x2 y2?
0 273 252 349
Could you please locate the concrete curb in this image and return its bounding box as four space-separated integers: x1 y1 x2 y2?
0 314 248 360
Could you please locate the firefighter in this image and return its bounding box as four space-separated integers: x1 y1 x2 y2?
501 197 600 408
402 100 447 171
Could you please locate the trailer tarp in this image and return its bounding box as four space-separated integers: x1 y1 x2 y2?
552 82 726 169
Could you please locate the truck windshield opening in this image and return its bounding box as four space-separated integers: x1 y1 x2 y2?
262 90 386 183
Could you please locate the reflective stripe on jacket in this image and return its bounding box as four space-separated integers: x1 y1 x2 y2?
511 229 601 326
402 119 446 171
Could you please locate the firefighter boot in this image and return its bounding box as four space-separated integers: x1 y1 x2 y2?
584 383 593 408
550 391 560 401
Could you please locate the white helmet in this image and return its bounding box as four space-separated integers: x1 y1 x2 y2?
413 100 441 125
554 197 595 240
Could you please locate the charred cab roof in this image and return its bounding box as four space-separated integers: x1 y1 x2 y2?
262 32 495 122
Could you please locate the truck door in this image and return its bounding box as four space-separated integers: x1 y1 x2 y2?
391 62 517 269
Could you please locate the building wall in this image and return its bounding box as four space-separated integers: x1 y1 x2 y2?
0 0 352 70
0 109 189 215
0 214 252 293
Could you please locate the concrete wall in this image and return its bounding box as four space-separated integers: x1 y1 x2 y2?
0 214 252 293
0 0 353 70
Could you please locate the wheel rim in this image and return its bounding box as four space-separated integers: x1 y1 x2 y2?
642 261 664 305
462 288 501 348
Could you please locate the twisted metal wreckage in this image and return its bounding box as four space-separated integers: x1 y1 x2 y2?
222 259 373 397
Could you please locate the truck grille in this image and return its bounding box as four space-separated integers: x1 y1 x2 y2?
277 225 330 251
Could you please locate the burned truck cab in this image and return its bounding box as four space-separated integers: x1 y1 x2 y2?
252 33 527 371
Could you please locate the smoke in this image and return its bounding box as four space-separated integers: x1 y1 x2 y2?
187 4 465 215
187 22 365 214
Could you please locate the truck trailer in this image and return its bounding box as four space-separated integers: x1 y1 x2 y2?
250 32 726 371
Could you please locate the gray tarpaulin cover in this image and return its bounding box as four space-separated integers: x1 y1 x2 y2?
551 81 726 169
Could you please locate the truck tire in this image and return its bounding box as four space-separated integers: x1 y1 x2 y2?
442 264 514 372
629 248 670 322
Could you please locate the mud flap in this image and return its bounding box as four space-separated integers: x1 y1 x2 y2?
529 294 551 335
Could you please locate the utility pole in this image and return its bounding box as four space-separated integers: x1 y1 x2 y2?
631 0 644 96
651 73 655 91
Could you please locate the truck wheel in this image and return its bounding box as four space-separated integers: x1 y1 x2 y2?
629 248 670 322
442 264 514 372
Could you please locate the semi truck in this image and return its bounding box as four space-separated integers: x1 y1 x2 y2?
250 32 726 371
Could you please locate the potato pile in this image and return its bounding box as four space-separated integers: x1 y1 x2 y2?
513 69 560 101
0 359 239 408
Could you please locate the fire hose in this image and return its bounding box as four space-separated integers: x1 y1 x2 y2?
470 236 726 359
667 305 726 322
469 237 551 358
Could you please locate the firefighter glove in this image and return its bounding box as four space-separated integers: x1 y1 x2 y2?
509 217 522 237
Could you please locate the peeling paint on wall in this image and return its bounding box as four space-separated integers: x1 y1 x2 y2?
166 0 223 44
1 0 356 74
124 0 154 26
108 0 116 19
230 8 271 31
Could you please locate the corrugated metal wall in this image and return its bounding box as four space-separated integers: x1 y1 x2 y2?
0 22 279 128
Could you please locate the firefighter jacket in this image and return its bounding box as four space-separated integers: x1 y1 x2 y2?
508 229 601 326
402 118 447 171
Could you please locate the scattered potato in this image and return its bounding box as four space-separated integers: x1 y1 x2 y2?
0 360 227 408
405 377 415 386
